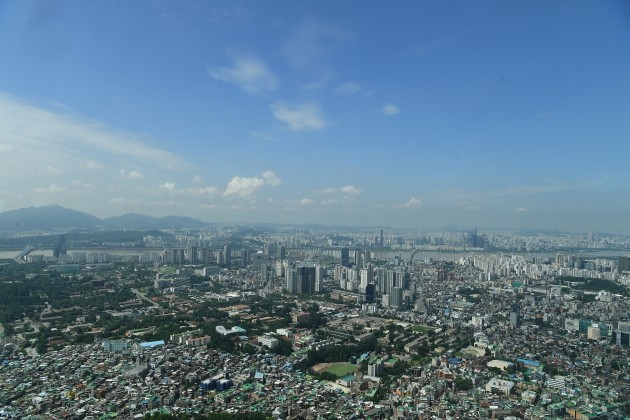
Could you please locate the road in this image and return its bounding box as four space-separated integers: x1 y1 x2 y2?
131 288 160 308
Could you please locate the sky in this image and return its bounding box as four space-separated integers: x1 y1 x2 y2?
0 1 629 232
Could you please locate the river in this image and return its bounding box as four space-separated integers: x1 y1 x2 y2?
1 248 628 261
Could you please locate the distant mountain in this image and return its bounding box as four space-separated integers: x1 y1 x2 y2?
0 205 208 231
0 205 101 231
103 213 208 229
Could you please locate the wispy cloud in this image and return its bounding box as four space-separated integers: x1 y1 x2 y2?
339 185 361 195
0 93 192 172
515 207 528 213
317 185 361 196
394 196 422 208
119 169 144 181
381 104 400 116
271 102 329 132
335 81 361 96
208 54 278 97
40 165 62 176
32 184 68 194
83 160 104 170
282 19 352 70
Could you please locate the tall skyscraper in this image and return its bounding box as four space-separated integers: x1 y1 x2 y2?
510 303 520 328
188 246 198 264
315 265 325 293
53 235 67 259
618 257 630 274
241 249 250 266
297 266 316 295
223 245 231 266
365 283 376 303
390 287 404 309
340 247 350 267
285 268 297 293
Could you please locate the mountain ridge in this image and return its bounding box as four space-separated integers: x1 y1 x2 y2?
0 205 208 231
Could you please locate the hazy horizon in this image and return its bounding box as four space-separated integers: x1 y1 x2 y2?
1 2 629 232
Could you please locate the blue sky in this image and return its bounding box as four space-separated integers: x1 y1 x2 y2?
0 1 629 231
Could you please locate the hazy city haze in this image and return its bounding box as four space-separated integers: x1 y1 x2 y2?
1 1 629 231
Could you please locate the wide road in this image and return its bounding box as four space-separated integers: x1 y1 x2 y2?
131 288 160 308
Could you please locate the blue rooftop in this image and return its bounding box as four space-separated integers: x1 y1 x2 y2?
140 340 165 348
517 358 541 367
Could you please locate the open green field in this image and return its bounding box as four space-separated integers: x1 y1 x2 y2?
322 362 358 377
412 325 434 333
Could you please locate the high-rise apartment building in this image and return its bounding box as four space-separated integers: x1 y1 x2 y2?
297 266 316 295
340 247 350 267
510 303 520 328
619 256 630 274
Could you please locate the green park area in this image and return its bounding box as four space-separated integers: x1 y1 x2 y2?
412 325 434 334
320 362 358 378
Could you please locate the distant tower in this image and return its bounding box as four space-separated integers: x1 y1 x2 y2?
315 265 325 293
380 229 384 247
53 235 67 259
223 245 231 266
510 303 520 328
285 268 297 293
365 284 376 303
340 247 350 268
241 249 250 266
188 246 198 264
390 287 404 309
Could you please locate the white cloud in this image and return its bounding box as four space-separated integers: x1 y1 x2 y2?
340 185 361 195
83 160 104 170
299 198 314 206
191 175 203 184
271 102 328 132
160 182 176 192
515 207 528 213
40 165 62 176
119 169 144 181
381 104 400 116
208 55 278 96
140 182 218 197
395 196 422 208
262 170 282 186
32 184 68 194
0 93 191 173
405 197 422 207
223 170 281 199
224 176 265 199
335 82 361 95
69 180 95 192
317 185 361 196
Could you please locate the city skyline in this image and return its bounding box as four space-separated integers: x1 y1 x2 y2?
1 1 629 231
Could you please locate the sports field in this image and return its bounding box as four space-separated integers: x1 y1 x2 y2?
312 362 358 378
